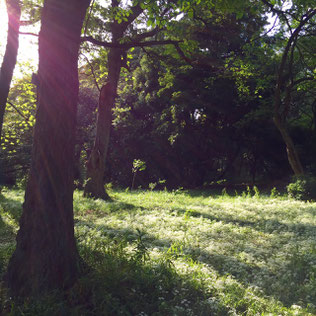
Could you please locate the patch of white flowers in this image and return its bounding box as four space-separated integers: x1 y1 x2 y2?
73 190 316 315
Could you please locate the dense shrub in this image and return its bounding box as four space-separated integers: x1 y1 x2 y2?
287 175 316 201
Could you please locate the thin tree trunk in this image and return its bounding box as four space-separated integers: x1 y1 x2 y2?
83 82 113 199
273 114 304 175
83 1 144 198
84 47 122 199
0 0 21 142
269 10 316 176
273 70 304 176
5 0 91 297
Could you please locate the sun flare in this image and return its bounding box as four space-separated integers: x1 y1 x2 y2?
0 0 8 58
0 0 38 76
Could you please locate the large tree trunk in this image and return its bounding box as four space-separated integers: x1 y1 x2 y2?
5 0 91 297
84 47 122 199
0 0 21 142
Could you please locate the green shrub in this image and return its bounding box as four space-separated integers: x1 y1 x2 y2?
287 175 316 201
270 187 279 198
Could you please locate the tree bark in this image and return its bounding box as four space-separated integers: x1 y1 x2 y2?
272 61 304 176
5 0 91 297
0 0 21 142
83 82 113 199
269 9 316 176
273 114 304 176
83 0 145 199
83 46 123 199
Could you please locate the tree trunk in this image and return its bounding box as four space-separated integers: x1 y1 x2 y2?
273 114 304 176
0 0 21 142
84 47 122 199
269 11 316 177
83 83 113 199
83 1 144 198
5 0 91 297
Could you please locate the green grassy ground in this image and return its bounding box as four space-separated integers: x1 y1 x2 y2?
0 188 315 315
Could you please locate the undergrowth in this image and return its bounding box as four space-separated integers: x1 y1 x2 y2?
0 187 315 315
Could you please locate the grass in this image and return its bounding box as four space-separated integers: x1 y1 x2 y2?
0 187 316 315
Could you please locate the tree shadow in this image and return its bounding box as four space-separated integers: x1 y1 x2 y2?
1 230 231 316
106 200 146 213
173 206 316 236
1 193 315 314
75 204 316 312
74 199 146 218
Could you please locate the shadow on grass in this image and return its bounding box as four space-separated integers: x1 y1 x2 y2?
172 206 316 236
1 193 315 314
76 192 316 312
0 240 231 316
75 212 316 312
74 198 146 217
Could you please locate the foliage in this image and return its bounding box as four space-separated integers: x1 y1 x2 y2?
0 71 36 186
131 159 146 190
1 188 316 315
270 187 280 198
4 0 316 189
117 60 280 185
132 159 146 174
287 175 316 201
106 5 285 188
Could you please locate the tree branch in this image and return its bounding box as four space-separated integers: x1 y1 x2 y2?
293 76 315 86
81 36 115 47
296 42 315 73
127 40 182 48
7 101 31 124
130 26 160 42
84 0 96 36
81 35 181 49
173 42 193 65
19 31 38 37
250 15 278 42
113 2 143 36
275 9 316 116
20 20 37 26
260 0 294 34
80 53 101 92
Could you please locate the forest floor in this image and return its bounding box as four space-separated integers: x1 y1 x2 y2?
0 188 315 315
